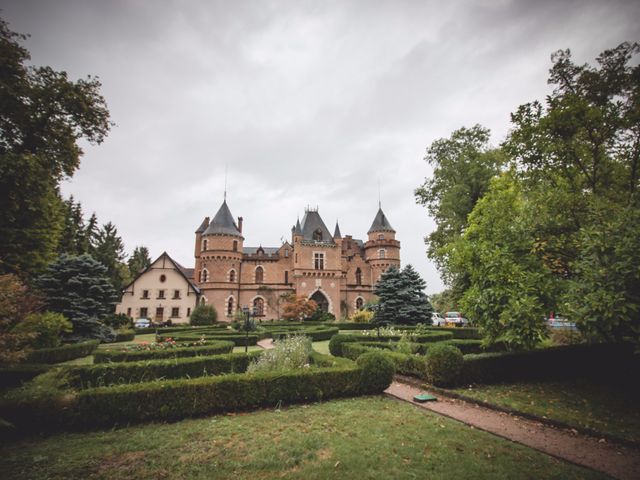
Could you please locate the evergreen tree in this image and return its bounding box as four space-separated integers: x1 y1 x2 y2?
93 222 129 291
0 18 111 279
58 195 87 256
83 213 99 254
36 254 117 341
128 246 151 277
373 265 433 325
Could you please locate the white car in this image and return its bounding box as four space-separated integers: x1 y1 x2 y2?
134 318 151 328
445 311 469 327
431 312 445 326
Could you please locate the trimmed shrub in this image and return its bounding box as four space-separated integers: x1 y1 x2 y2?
425 344 464 387
341 343 427 379
425 326 482 340
160 333 262 346
0 364 51 389
329 334 359 356
24 340 99 364
270 326 339 342
189 305 218 325
113 330 135 343
93 340 234 363
356 351 395 393
330 322 377 330
66 351 262 388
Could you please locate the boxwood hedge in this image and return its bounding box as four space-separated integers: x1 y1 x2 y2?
24 340 100 364
93 340 234 363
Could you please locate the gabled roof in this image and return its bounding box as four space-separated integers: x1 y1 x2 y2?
300 209 334 243
368 207 395 234
122 252 200 294
203 200 242 237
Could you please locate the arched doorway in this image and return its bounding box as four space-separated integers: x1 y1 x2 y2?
310 290 329 313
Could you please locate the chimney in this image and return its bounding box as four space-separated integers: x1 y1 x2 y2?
238 216 243 233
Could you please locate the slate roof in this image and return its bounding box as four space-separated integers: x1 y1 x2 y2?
333 221 342 239
300 210 334 243
203 200 242 237
368 207 395 234
243 246 280 255
195 216 209 234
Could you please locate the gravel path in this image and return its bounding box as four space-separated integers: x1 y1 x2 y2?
385 379 640 480
256 338 274 349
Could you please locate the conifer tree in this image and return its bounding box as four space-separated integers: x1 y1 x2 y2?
93 222 129 291
128 246 151 277
373 265 433 325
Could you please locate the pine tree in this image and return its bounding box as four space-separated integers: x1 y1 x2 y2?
373 265 433 325
36 254 117 341
93 222 129 291
128 246 151 277
58 196 87 256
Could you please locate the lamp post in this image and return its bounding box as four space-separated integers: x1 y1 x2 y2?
369 303 383 339
241 305 256 353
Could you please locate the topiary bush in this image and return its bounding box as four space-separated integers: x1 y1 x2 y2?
356 351 395 393
190 305 218 325
329 334 359 356
425 344 463 387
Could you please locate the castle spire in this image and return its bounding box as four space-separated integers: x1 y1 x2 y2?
333 221 342 239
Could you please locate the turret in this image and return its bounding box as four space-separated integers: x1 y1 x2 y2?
364 206 400 283
194 216 209 257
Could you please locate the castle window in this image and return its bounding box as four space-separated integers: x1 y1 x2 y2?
355 268 362 286
142 290 149 299
227 297 234 316
173 289 180 299
126 307 131 317
202 239 208 252
233 240 238 252
140 307 148 318
378 249 386 259
255 266 264 284
356 297 364 310
378 234 384 240
253 297 264 316
284 249 289 258
157 290 165 299
314 253 325 270
313 229 323 241
202 269 209 282
171 307 180 318
187 307 191 316
229 269 236 283
284 271 289 284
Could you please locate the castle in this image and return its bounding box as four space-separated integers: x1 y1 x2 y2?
194 199 401 320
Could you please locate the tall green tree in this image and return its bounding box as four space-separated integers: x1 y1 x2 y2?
93 222 129 291
373 265 433 325
36 254 116 341
128 246 151 277
58 195 88 256
0 17 111 279
415 125 505 300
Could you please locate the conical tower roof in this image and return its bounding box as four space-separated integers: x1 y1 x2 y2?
333 221 342 239
203 200 242 237
195 216 209 234
368 207 395 234
300 209 334 243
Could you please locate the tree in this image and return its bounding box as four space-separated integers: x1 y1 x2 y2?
281 294 318 321
36 254 117 341
128 246 151 277
0 18 111 278
0 273 41 365
58 195 88 256
12 311 72 349
189 305 218 326
415 125 505 301
93 222 129 291
373 265 433 325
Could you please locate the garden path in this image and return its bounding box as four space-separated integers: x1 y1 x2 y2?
257 338 274 349
385 378 640 480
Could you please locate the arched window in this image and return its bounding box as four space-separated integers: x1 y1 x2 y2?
202 239 208 251
356 297 364 310
378 249 386 259
227 297 234 316
355 267 362 286
255 266 264 284
378 234 384 240
313 229 323 241
253 297 264 316
202 268 209 282
229 269 236 283
233 240 238 252
200 297 206 305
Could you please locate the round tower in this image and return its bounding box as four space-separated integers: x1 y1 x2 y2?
364 206 400 284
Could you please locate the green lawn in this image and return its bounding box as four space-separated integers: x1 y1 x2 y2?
0 396 604 479
312 340 330 355
452 379 640 444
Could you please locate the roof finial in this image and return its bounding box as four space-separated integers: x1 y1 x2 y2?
224 164 228 201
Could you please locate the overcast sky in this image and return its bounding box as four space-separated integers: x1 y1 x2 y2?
2 0 638 293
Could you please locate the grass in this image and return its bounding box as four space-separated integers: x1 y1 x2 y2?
452 378 640 444
312 340 330 355
0 396 605 479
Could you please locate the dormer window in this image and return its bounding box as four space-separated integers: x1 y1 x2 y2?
257 247 264 256
313 229 323 241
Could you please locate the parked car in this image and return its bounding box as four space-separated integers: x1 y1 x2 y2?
134 318 151 328
547 317 577 330
444 311 468 327
431 312 445 326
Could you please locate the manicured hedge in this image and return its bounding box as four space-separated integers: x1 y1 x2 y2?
0 364 51 389
426 327 482 340
271 326 338 341
459 343 638 386
341 343 428 379
2 352 394 432
158 333 263 346
329 322 377 330
133 325 228 335
344 331 454 344
66 351 263 388
113 330 135 343
24 340 100 364
93 340 235 363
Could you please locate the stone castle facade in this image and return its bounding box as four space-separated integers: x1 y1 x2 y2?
194 200 400 321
